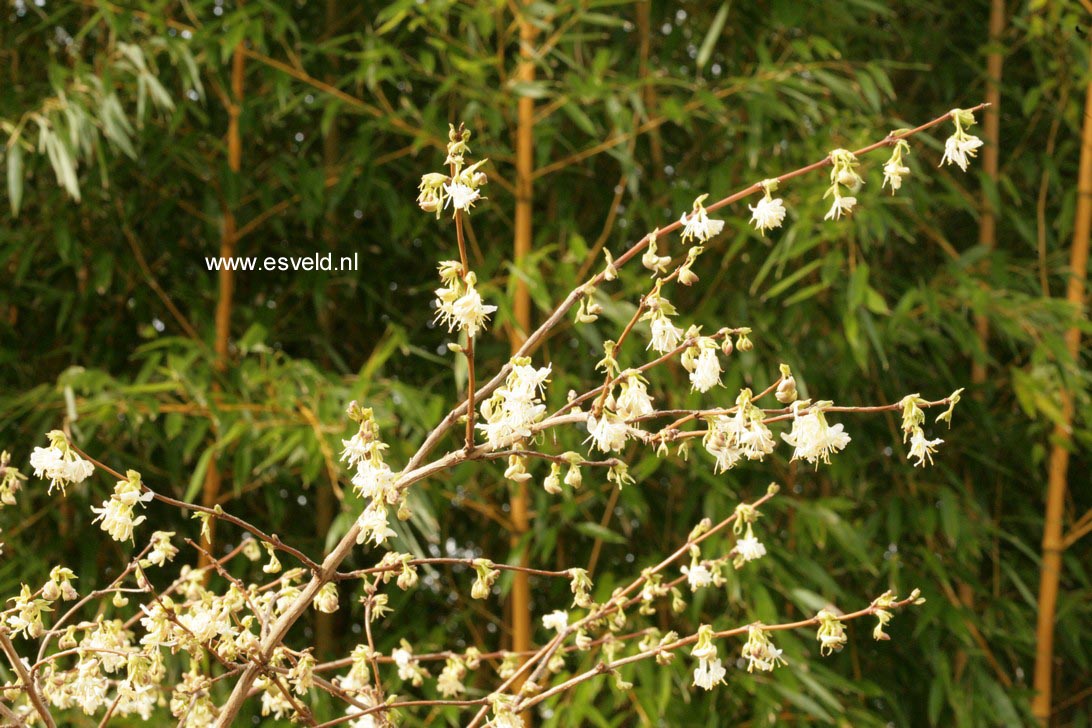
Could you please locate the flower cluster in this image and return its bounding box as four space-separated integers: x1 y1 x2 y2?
342 403 400 548
781 401 852 466
477 357 552 448
417 124 489 217
434 260 497 339
29 430 94 494
883 138 912 193
90 469 153 542
732 502 767 569
142 530 179 568
392 640 429 687
641 284 685 354
871 589 923 641
690 624 727 690
612 370 655 421
585 409 632 453
823 148 862 220
0 450 26 507
682 335 724 393
940 108 984 172
748 179 787 234
900 394 945 467
741 624 787 672
681 546 726 593
702 389 776 471
815 608 848 656
680 194 726 244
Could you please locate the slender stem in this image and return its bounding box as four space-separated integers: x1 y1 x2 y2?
519 596 918 711
0 630 56 728
337 557 573 581
362 579 386 700
72 446 321 572
0 697 22 726
453 208 478 451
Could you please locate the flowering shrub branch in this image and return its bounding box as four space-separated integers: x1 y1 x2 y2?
0 104 987 726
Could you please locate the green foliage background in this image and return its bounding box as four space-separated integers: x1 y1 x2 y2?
1 0 1089 725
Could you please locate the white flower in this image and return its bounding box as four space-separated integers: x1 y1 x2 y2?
351 459 398 502
824 195 857 221
701 390 776 471
735 535 766 564
683 563 712 591
882 160 911 192
648 315 684 354
615 373 655 421
940 135 983 172
391 642 428 686
67 657 111 714
748 196 786 234
437 658 467 697
145 531 179 567
30 431 95 494
542 610 568 632
355 503 396 547
477 358 551 449
680 209 725 244
443 182 480 213
692 657 726 690
434 269 497 339
737 418 776 460
819 630 848 656
91 470 151 543
908 429 943 467
741 625 786 673
340 432 370 469
704 431 743 472
781 408 852 466
313 582 340 614
392 648 414 681
585 410 630 453
417 172 448 215
450 286 497 338
680 195 725 244
689 346 722 393
487 708 523 728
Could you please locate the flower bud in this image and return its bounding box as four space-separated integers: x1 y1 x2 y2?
41 581 59 602
313 582 340 614
776 376 797 404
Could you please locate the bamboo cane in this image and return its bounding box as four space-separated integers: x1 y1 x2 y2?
1031 38 1092 726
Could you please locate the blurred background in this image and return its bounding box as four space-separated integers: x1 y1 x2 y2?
1 0 1089 725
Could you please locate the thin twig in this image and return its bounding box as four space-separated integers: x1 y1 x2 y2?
0 630 56 728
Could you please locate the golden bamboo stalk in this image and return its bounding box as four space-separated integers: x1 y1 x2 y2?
1031 38 1092 726
509 3 537 723
200 43 246 566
